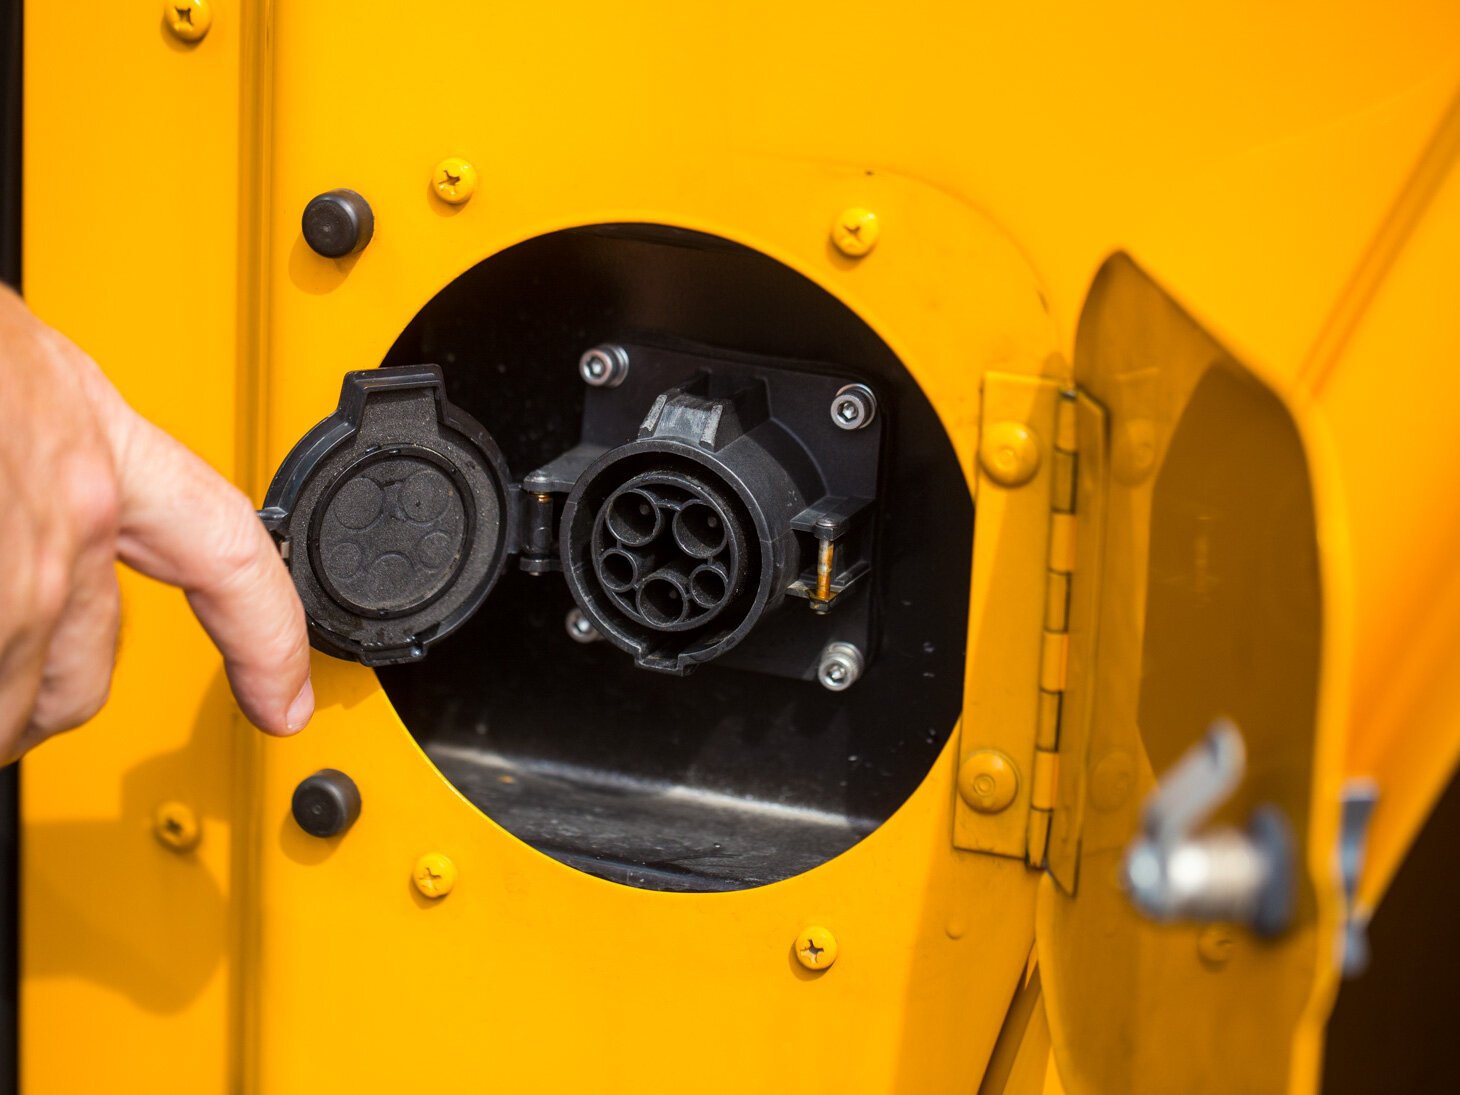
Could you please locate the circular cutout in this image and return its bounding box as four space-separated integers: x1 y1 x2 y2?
598 548 638 592
376 225 974 894
673 501 726 558
637 569 692 627
330 477 383 529
399 469 453 523
689 563 728 609
605 488 662 546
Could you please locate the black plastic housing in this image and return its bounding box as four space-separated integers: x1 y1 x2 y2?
260 367 515 665
526 345 881 677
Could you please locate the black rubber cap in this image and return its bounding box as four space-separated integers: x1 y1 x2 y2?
260 365 515 666
301 189 374 258
291 769 362 837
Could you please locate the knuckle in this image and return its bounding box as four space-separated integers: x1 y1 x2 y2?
29 624 121 737
30 550 71 624
59 450 121 543
61 678 112 731
28 677 112 737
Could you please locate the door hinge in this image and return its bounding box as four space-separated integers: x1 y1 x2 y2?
954 374 1087 866
1026 392 1077 869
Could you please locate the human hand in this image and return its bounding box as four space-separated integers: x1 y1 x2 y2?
0 286 312 762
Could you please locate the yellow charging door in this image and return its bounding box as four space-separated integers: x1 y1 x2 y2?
1035 254 1348 1095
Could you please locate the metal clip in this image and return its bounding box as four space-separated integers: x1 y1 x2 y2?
1337 779 1379 976
1122 720 1294 937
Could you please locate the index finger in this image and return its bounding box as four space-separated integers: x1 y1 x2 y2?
108 411 314 735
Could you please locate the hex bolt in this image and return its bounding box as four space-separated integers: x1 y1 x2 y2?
431 157 478 205
830 384 877 431
413 853 458 899
831 206 880 258
795 925 839 971
301 189 375 258
153 801 201 853
816 641 865 692
291 769 362 838
580 344 630 388
163 0 212 43
565 607 600 643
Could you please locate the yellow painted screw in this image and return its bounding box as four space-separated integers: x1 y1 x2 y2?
413 852 458 899
958 750 1019 814
1197 924 1236 969
979 421 1042 488
831 207 879 258
1114 421 1158 485
163 0 213 43
794 925 838 971
431 158 478 206
153 801 201 853
1090 751 1136 812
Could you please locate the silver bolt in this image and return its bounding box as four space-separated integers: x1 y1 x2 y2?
579 344 630 388
565 607 600 643
830 384 877 431
816 641 865 691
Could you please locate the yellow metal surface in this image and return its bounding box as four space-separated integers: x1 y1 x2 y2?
23 1 260 1089
978 964 1062 1095
1309 92 1460 914
17 1 1460 1092
249 142 1047 1094
1037 255 1345 1095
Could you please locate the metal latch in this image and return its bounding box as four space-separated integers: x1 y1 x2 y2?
1337 779 1379 975
1122 720 1294 937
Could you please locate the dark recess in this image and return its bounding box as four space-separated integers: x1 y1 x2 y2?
1324 770 1460 1093
376 226 973 892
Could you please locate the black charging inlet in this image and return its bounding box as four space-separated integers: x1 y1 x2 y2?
531 344 882 680
260 366 516 665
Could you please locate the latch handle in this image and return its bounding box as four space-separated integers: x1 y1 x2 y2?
1141 718 1246 850
1123 720 1294 937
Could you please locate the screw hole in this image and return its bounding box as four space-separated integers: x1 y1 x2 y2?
598 549 638 592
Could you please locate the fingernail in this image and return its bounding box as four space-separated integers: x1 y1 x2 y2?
286 677 315 732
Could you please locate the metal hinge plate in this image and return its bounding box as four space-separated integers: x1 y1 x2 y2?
954 373 1105 885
